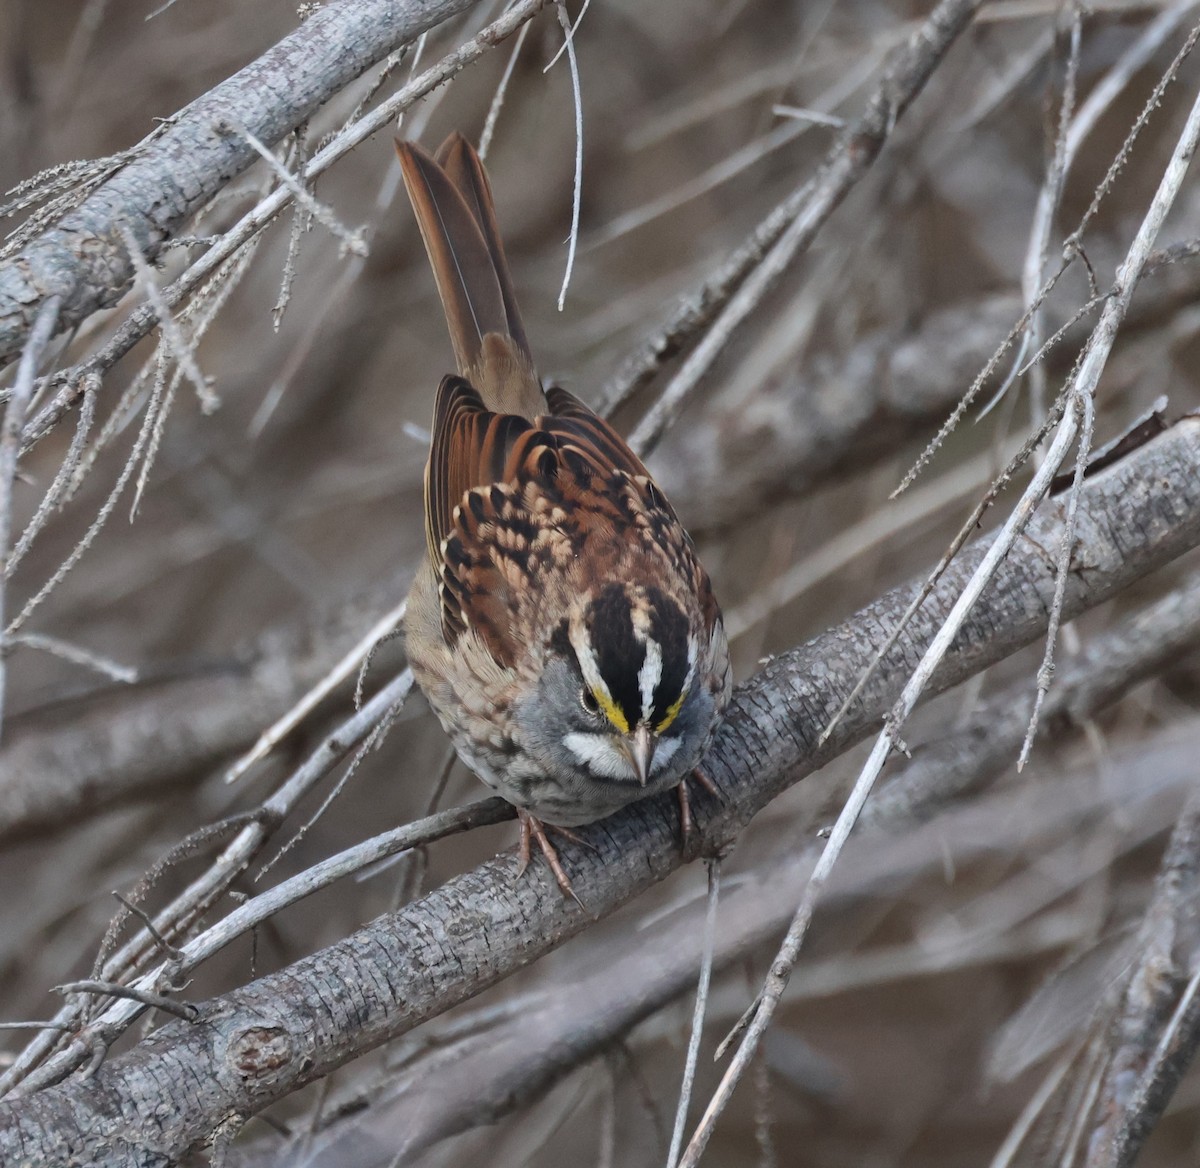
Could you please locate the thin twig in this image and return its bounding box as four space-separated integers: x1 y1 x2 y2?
0 153 126 222
0 1022 75 1033
272 126 313 331
8 632 137 685
0 294 61 740
8 373 97 573
479 20 531 159
626 0 986 455
225 599 407 785
7 346 170 636
543 0 592 72
586 119 811 253
772 103 845 127
256 672 412 878
1014 2 1083 425
22 0 552 449
228 121 368 257
111 893 183 964
54 980 197 1023
818 404 1064 748
0 155 131 262
1018 390 1094 767
1068 19 1200 254
666 858 721 1168
680 71 1200 1161
554 1 584 312
117 223 217 415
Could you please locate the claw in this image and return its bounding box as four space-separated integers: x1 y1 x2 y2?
516 810 587 910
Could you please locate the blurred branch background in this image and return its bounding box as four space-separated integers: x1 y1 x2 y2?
1 0 1199 1165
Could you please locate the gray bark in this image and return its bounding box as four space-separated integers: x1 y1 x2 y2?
0 599 398 844
0 0 479 369
1 418 1198 1165
238 566 1200 1165
1087 792 1200 1168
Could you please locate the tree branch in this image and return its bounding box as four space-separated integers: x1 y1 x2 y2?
232 562 1200 1163
0 599 397 844
662 261 1200 535
0 0 482 368
1 418 1198 1163
1086 791 1200 1168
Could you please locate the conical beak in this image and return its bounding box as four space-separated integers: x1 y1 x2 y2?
620 724 657 786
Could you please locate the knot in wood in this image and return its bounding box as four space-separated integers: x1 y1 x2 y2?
225 1024 293 1084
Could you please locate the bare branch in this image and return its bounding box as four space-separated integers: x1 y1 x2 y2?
0 0 486 368
552 1 584 312
1085 793 1200 1168
235 566 1200 1164
0 293 60 738
53 981 198 1025
666 857 721 1168
1 418 1197 1162
20 0 551 448
0 600 400 845
610 0 985 448
682 68 1200 1159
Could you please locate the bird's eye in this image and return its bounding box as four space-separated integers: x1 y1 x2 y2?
580 687 600 715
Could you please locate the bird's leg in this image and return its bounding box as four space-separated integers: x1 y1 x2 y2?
689 763 721 799
677 781 697 858
676 765 722 860
516 810 585 909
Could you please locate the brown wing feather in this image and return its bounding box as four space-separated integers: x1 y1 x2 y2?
543 387 722 635
439 469 564 666
543 385 656 482
434 380 723 657
426 378 653 573
425 376 538 564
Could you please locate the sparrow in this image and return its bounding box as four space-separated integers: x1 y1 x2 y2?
396 132 731 895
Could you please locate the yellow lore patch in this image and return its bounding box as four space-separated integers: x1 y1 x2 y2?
594 688 630 734
656 692 686 733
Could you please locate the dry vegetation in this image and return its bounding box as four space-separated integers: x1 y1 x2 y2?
1 0 1200 1164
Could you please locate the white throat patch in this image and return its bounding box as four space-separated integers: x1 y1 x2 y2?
563 731 682 781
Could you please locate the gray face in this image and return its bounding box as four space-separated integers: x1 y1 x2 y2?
517 654 713 790
511 580 715 811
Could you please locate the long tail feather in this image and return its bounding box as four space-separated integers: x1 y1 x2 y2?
395 138 506 377
396 135 542 416
435 132 532 362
